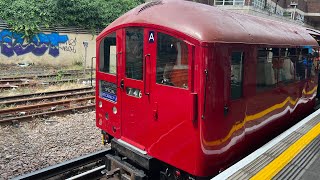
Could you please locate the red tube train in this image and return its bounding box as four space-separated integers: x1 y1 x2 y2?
95 0 320 179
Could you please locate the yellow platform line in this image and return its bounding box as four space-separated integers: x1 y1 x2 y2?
251 122 320 180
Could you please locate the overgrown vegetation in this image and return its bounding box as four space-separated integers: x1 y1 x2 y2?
0 0 145 39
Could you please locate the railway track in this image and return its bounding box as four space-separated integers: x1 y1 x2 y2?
0 78 95 90
0 87 95 123
0 69 93 80
0 87 93 101
0 69 95 90
14 148 110 180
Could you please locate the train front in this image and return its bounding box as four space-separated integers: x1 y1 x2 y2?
94 6 202 178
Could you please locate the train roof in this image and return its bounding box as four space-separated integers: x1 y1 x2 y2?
99 0 320 46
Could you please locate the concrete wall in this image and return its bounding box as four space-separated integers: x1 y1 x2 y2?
0 29 97 68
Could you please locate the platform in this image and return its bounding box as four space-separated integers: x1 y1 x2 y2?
212 108 320 180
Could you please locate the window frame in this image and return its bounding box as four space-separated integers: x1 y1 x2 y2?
99 32 117 75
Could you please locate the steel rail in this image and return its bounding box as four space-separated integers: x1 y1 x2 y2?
0 90 95 107
0 104 95 123
0 79 30 84
0 69 94 80
0 78 95 89
13 148 110 180
0 87 93 101
0 96 95 115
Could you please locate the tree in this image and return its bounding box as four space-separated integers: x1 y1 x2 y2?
0 0 56 39
0 0 145 39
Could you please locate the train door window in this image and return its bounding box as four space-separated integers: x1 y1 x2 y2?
125 28 143 80
156 33 189 89
99 32 116 74
231 51 244 99
256 48 277 92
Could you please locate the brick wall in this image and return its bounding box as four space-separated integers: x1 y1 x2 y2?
307 0 320 13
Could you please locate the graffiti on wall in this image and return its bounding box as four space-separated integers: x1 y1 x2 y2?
60 38 77 53
0 29 69 57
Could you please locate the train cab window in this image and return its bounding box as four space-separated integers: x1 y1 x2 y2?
156 33 189 89
256 48 277 92
231 52 244 100
99 32 117 74
126 28 143 80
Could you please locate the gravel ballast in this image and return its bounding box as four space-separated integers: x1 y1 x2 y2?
0 111 105 179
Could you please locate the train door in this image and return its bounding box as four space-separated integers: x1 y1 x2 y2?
119 28 195 151
147 31 195 151
120 27 151 149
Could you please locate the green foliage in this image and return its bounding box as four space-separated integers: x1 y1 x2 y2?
0 0 56 39
99 0 144 27
56 70 64 81
0 0 145 39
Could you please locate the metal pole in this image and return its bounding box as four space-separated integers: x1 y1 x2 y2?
84 46 87 78
83 41 89 79
91 57 96 87
293 5 297 20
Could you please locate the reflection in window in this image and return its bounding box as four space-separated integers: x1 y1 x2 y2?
278 48 295 83
296 48 310 80
253 0 265 10
231 52 243 99
256 48 276 92
157 33 188 89
215 0 244 5
126 28 143 80
99 32 116 74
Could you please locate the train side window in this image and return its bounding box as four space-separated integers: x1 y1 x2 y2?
256 48 277 92
231 52 243 100
125 28 143 80
296 48 312 79
156 33 189 89
99 32 117 74
278 48 295 83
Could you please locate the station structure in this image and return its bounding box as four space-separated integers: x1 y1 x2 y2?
184 0 320 30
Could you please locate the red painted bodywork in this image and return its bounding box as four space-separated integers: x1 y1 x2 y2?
96 0 320 177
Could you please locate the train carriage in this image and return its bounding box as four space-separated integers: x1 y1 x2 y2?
96 0 320 179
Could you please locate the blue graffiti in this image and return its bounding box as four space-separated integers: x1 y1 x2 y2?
0 29 68 57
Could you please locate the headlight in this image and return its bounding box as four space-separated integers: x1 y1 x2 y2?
112 106 117 114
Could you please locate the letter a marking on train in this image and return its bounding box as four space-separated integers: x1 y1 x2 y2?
149 31 155 43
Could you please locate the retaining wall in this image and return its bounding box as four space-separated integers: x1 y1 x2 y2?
0 26 98 68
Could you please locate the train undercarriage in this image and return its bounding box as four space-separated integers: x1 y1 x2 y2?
102 134 197 180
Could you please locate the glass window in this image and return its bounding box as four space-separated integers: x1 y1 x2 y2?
313 48 320 71
225 0 233 5
256 48 277 92
157 33 188 89
126 28 144 80
231 52 244 99
278 48 295 83
253 0 265 9
296 48 311 80
99 32 116 74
